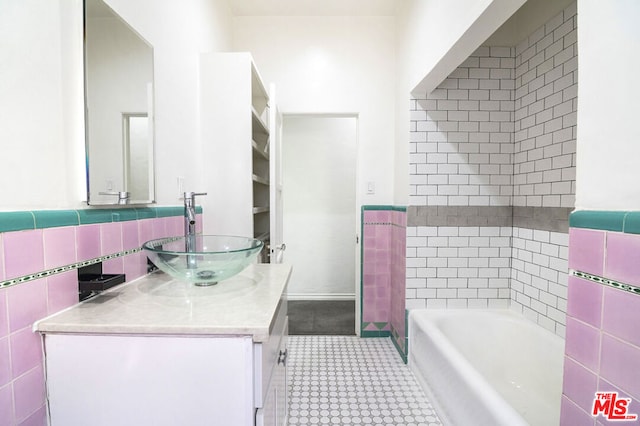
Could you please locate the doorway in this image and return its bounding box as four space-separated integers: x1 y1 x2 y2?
282 115 358 333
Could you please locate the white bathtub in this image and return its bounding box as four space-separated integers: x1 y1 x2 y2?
409 309 564 426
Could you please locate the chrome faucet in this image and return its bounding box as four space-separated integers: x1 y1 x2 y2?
183 191 207 268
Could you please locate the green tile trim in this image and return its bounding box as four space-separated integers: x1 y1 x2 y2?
390 322 407 363
362 205 407 212
111 209 139 222
0 206 189 234
0 211 35 232
622 212 640 234
360 329 391 338
373 322 388 330
569 210 626 232
390 332 408 364
569 210 640 235
77 209 115 225
134 207 157 219
156 206 183 218
404 309 409 362
33 210 79 228
360 207 365 337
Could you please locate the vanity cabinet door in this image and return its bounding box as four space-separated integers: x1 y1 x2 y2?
274 321 288 426
44 334 255 426
256 320 288 426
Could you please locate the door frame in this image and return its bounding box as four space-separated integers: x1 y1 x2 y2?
280 112 362 336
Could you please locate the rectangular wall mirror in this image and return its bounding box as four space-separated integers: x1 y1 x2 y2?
84 0 155 205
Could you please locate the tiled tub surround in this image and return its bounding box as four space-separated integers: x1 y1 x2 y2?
406 207 512 313
512 3 577 209
409 4 577 209
409 46 516 208
511 206 570 337
0 207 195 426
406 4 577 337
561 212 640 425
406 206 570 336
511 226 568 336
361 207 407 359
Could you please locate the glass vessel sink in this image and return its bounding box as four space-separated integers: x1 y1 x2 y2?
143 235 264 286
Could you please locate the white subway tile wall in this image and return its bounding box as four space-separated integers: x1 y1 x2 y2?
410 46 516 207
510 228 569 337
513 3 577 208
410 5 576 210
406 2 576 338
406 227 512 309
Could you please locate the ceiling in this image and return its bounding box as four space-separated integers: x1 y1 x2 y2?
230 0 575 47
229 0 398 16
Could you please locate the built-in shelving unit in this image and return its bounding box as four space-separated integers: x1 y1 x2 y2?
250 62 271 258
200 52 274 263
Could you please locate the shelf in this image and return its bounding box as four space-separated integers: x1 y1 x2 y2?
252 140 269 161
252 174 269 186
252 107 269 136
251 63 269 105
254 231 270 243
253 206 270 214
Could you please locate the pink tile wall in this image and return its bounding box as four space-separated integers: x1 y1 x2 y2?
362 213 391 329
568 228 605 276
362 209 407 356
562 228 640 425
604 232 640 287
0 216 179 426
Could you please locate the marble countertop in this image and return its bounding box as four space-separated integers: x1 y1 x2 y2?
34 263 292 342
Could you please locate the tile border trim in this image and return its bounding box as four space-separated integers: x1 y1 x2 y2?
362 205 407 212
407 205 571 232
0 206 199 233
571 270 640 297
407 206 513 228
362 205 407 227
569 210 640 234
0 247 142 289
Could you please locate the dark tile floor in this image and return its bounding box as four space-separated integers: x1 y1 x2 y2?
288 300 355 335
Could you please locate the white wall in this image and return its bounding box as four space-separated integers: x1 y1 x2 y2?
104 0 234 206
0 0 85 209
283 116 357 298
233 15 396 205
575 0 640 210
399 0 525 96
0 0 234 210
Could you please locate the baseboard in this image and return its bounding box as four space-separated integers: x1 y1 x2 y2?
287 293 355 301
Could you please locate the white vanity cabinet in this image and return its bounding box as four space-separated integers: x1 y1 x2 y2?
35 264 291 426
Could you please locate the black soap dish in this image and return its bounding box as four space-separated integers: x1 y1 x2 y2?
78 273 126 292
78 263 126 302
